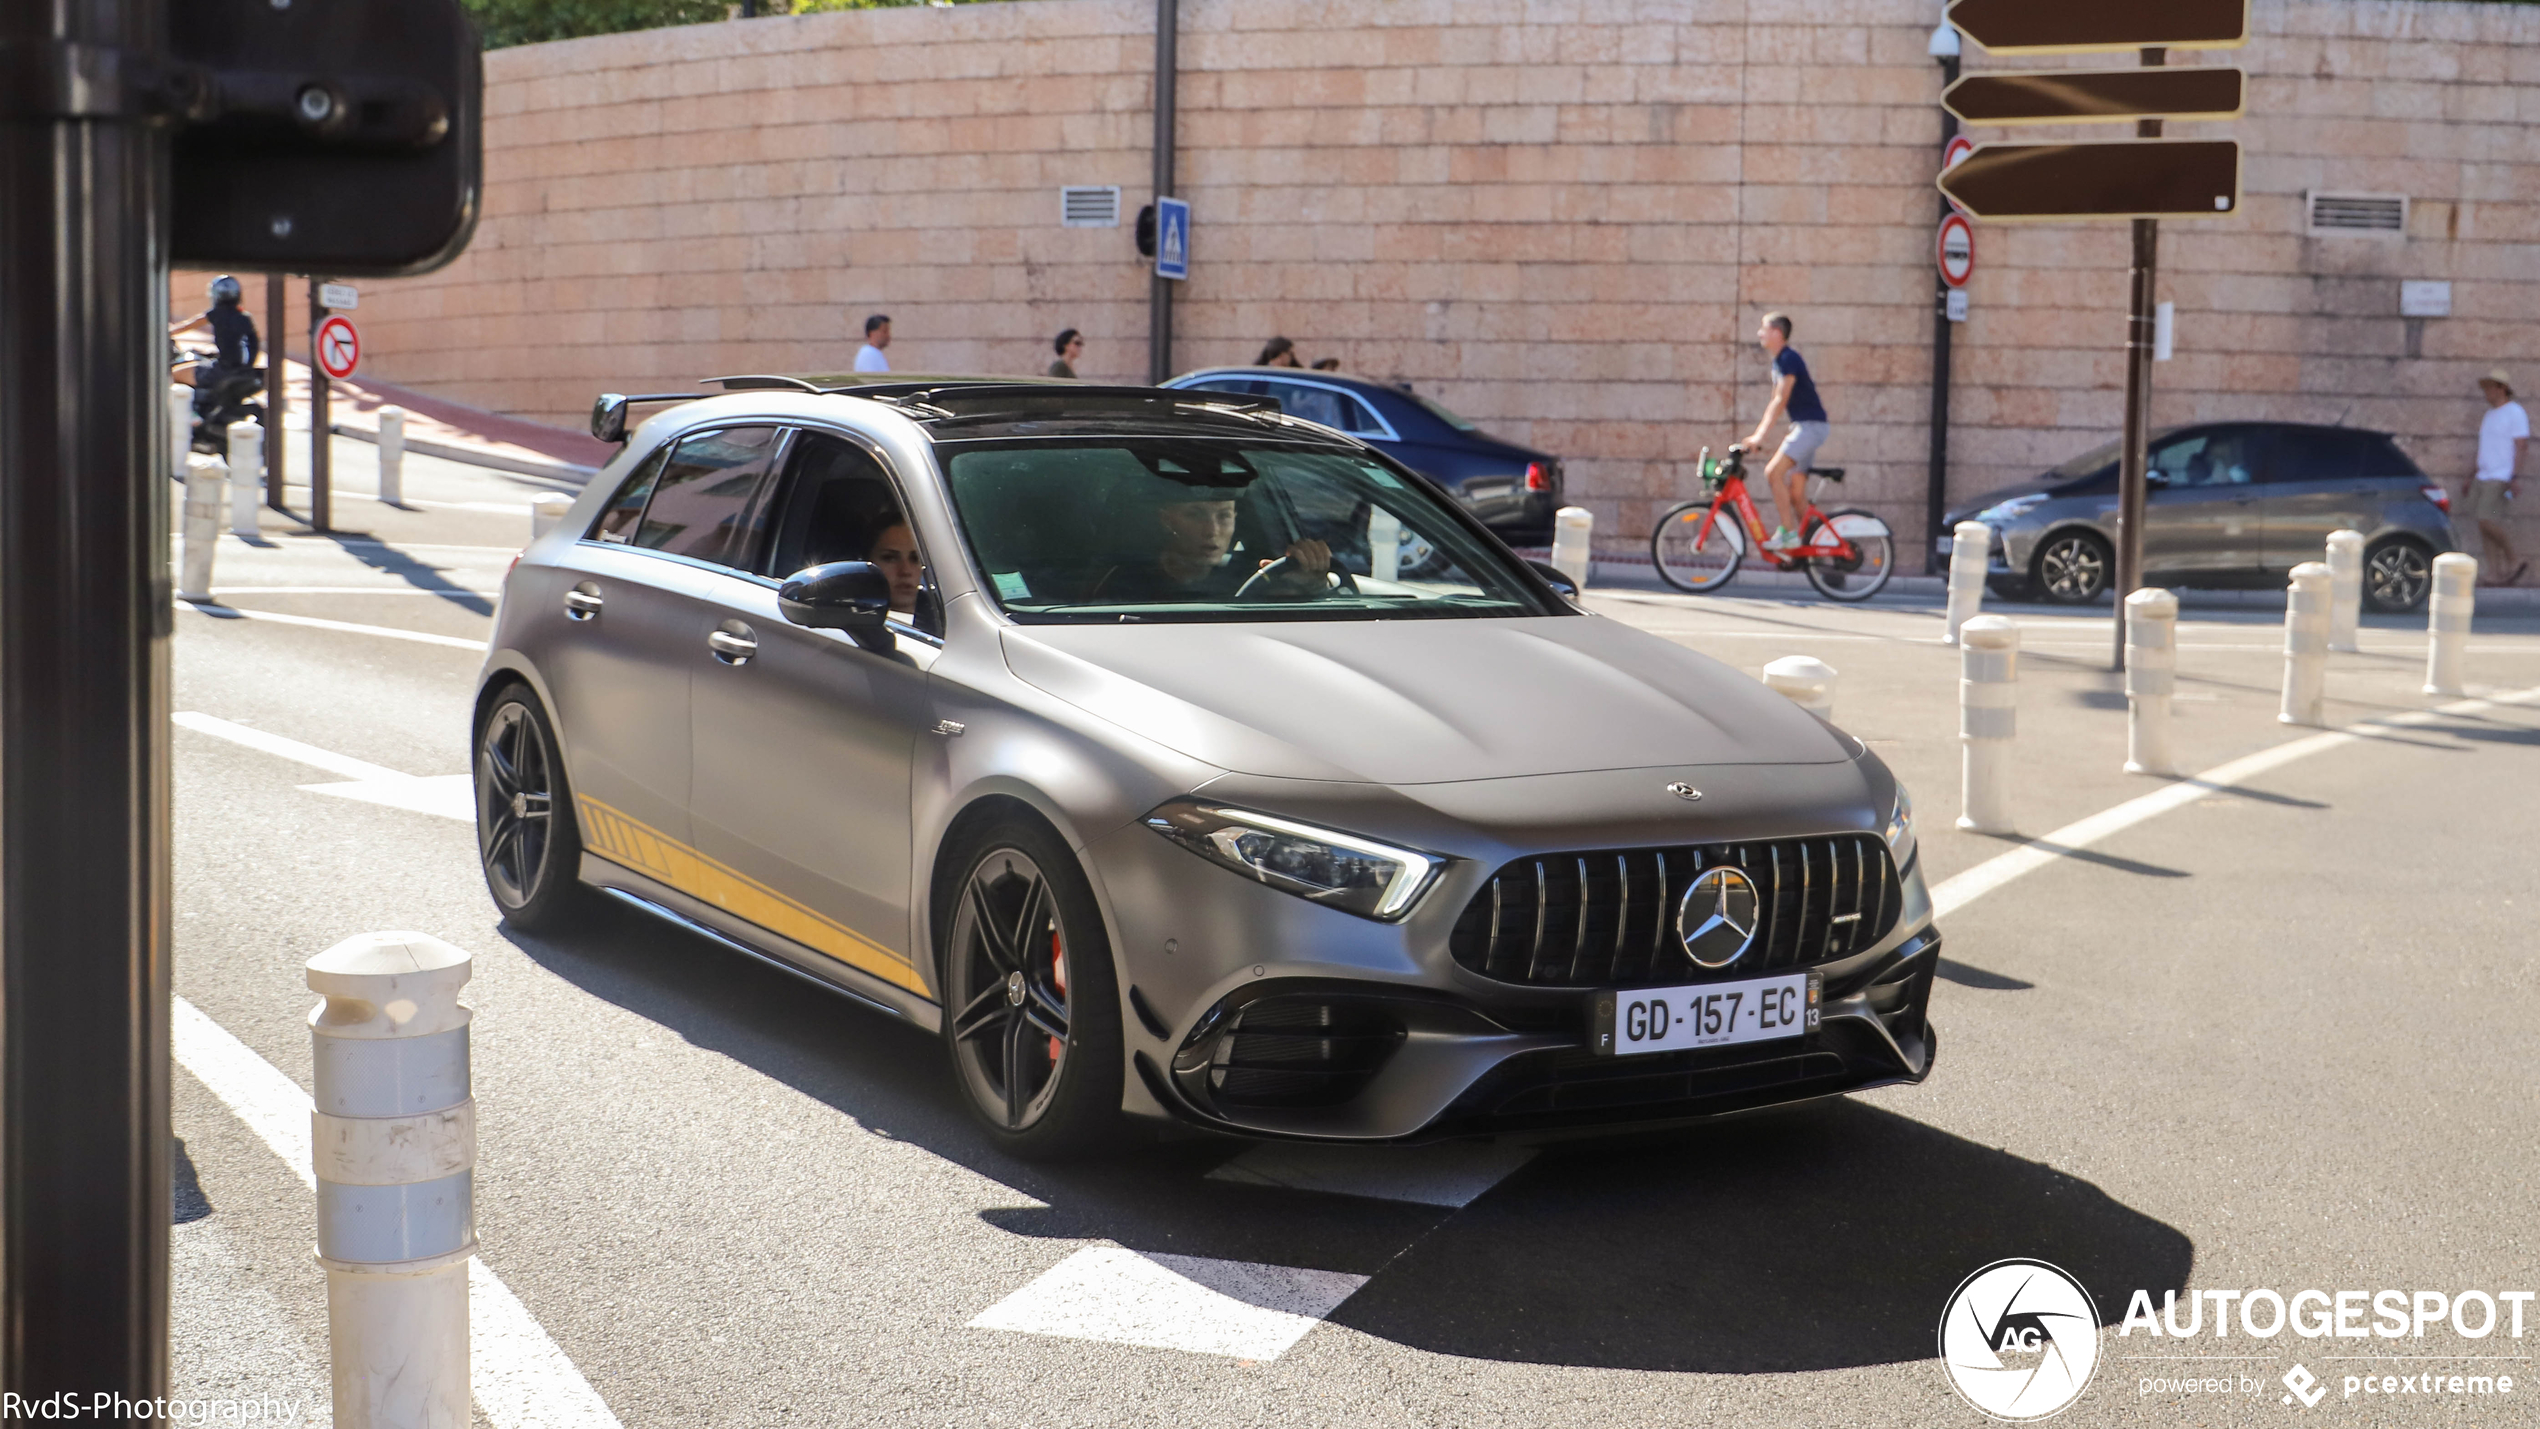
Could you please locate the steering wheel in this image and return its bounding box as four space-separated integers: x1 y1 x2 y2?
1233 555 1358 601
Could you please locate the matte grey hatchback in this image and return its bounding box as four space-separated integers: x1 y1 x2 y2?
476 380 1938 1157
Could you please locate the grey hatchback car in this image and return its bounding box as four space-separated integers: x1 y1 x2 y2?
475 381 1937 1157
1941 422 2455 612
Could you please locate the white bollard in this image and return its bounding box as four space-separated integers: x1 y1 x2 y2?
2324 529 2364 653
2423 552 2477 697
377 406 407 507
1549 505 1593 591
1761 655 1836 718
2123 586 2179 776
169 382 196 480
1944 520 1991 644
227 422 265 537
179 453 227 603
530 492 574 543
2279 561 2332 726
308 932 476 1429
1956 615 2018 834
1367 507 1400 583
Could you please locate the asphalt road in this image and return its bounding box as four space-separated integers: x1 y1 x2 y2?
168 448 2540 1427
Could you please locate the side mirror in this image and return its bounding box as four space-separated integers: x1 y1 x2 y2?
779 561 892 632
590 393 629 445
1526 559 1580 599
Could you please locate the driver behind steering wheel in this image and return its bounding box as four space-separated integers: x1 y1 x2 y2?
1088 475 1331 601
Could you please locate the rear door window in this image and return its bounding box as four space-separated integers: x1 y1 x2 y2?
1261 380 1383 436
633 427 788 570
2269 428 2371 483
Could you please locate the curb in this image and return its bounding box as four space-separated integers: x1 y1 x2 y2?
329 421 593 487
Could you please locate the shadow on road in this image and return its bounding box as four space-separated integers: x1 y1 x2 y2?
315 532 497 615
503 897 2192 1376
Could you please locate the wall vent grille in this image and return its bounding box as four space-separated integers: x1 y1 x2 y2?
2307 191 2407 236
1060 186 1121 228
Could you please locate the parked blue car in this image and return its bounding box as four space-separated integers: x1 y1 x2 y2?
1164 367 1564 546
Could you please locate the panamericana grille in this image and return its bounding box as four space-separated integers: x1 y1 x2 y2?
1447 834 1899 987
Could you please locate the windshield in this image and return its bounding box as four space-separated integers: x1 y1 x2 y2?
939 439 1564 623
2050 437 2122 479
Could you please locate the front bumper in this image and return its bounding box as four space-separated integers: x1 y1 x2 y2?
1088 797 1940 1143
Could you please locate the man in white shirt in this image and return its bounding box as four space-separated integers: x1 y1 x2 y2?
854 313 892 374
2465 368 2527 584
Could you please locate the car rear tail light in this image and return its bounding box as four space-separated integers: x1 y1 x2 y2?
2422 483 2450 513
1524 462 1552 492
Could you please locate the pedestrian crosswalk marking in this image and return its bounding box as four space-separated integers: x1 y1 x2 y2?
970 1247 1367 1361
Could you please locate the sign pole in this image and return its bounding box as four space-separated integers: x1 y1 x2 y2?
0 0 175 1399
309 278 331 532
2113 48 2166 670
266 273 289 512
1146 0 1177 385
1926 45 1962 576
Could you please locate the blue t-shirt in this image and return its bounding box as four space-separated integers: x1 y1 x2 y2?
1773 347 1827 424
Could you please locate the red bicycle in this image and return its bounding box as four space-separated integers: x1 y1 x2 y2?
1648 444 1895 601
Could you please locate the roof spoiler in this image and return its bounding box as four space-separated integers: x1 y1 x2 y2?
589 391 706 444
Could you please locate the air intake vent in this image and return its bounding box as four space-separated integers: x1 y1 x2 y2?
2307 191 2406 237
1060 186 1121 228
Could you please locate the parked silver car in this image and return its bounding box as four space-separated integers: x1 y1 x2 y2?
1941 422 2455 611
475 380 1937 1156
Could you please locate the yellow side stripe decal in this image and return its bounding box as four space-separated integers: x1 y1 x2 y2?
576 796 931 996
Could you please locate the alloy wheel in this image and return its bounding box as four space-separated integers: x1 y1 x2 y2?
947 848 1073 1131
2366 542 2431 612
477 702 555 909
2036 534 2109 603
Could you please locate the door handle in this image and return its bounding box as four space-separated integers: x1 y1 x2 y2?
707 623 758 666
563 584 603 620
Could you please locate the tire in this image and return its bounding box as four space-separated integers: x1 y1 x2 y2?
475 685 589 932
1801 509 1894 602
937 816 1123 1159
1985 574 2039 602
2362 537 2433 614
1650 499 1742 593
2032 529 2113 605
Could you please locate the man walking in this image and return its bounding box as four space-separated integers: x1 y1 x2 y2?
2466 369 2528 584
1738 312 1829 550
855 314 892 373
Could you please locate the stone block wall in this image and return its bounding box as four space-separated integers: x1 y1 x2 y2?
197 0 2540 570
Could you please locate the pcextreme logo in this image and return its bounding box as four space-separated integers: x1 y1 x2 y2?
1940 1259 2102 1421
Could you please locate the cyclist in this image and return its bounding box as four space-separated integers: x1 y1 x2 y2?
1737 311 1828 551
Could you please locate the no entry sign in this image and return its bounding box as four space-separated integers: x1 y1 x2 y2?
1937 213 1975 288
316 314 361 380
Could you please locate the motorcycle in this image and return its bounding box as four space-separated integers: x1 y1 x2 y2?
174 346 267 460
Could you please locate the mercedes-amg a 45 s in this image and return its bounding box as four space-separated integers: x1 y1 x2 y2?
474 379 1939 1157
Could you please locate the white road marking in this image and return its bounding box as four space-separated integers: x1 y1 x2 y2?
1931 684 2540 920
181 602 488 650
970 1247 1368 1361
171 996 623 1428
174 711 476 821
1208 1140 1536 1208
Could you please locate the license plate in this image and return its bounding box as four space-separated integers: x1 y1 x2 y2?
1590 971 1820 1057
1935 535 1954 556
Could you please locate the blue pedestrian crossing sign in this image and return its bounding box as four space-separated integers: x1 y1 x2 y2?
1155 197 1190 281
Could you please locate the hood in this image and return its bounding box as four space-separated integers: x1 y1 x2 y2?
1000 616 1850 786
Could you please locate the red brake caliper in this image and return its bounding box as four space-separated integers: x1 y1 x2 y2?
1048 931 1066 1063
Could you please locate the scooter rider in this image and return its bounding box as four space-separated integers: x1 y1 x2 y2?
170 274 259 388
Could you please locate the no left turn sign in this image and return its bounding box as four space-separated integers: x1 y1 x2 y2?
316 315 361 380
1937 212 1975 288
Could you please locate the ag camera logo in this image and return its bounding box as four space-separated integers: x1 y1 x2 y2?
1940 1259 2102 1421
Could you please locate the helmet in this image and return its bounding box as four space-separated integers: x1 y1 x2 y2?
208 275 243 306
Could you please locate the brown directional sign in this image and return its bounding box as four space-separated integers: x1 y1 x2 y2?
1945 68 2245 125
1946 0 2248 54
1937 140 2241 222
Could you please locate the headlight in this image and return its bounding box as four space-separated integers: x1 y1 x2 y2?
1883 784 1917 868
1973 493 2047 524
1144 801 1443 921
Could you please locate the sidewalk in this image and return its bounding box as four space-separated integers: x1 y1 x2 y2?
272 358 612 485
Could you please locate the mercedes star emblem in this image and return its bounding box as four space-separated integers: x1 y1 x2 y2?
1676 867 1760 968
1666 782 1703 801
